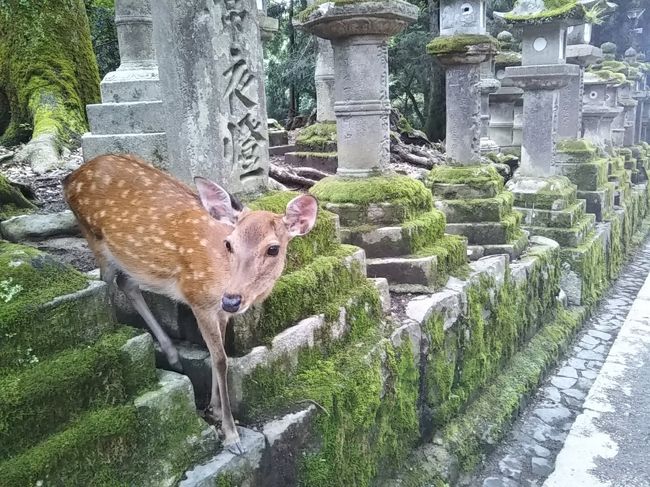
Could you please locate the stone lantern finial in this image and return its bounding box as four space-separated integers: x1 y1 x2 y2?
601 42 617 60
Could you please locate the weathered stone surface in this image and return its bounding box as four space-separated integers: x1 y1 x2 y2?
446 221 512 245
179 427 265 487
152 0 270 193
0 211 79 242
284 151 338 172
369 277 391 314
367 256 437 289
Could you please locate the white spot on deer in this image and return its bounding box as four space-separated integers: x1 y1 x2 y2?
121 189 131 198
137 226 144 233
117 180 126 188
99 210 106 217
75 182 84 193
103 175 112 186
199 239 208 247
163 241 176 250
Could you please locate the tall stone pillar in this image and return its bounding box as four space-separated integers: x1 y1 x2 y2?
151 0 270 194
479 58 501 153
82 0 168 165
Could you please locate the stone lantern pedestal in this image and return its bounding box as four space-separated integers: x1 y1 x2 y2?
426 35 527 261
299 1 468 292
82 0 168 166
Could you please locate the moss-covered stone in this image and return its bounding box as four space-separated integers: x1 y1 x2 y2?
416 234 468 287
311 176 434 219
0 242 116 371
557 159 608 192
0 327 155 460
501 1 584 23
561 232 607 306
296 122 337 152
428 165 504 192
427 35 497 56
435 192 514 223
0 0 100 147
556 138 598 156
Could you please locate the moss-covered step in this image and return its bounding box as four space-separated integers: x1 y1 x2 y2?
0 242 115 371
473 232 530 261
231 246 368 353
340 211 446 258
518 199 586 229
507 176 578 211
433 191 514 224
0 370 217 487
445 212 521 246
0 329 156 461
559 225 608 307
427 165 504 201
323 201 412 227
522 214 595 248
576 183 615 223
311 175 435 220
367 234 467 293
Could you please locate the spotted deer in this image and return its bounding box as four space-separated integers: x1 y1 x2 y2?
63 154 318 453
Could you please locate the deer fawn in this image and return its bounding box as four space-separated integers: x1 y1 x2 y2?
63 154 318 453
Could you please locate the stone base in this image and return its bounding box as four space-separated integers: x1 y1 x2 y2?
284 151 338 173
428 165 527 260
522 214 595 247
576 185 615 223
269 129 289 147
86 101 165 135
81 132 168 167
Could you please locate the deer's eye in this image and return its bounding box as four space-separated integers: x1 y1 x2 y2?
225 240 233 253
267 245 280 256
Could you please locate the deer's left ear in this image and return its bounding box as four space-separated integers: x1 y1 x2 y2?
283 194 318 237
194 177 241 225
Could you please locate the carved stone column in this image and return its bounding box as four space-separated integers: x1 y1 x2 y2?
297 1 417 177
151 0 269 194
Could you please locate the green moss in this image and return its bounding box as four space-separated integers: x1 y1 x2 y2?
402 210 447 253
296 122 337 151
427 35 497 56
556 138 597 155
292 151 338 158
0 327 155 460
438 191 514 224
254 247 369 345
416 234 468 286
428 165 504 189
397 115 414 134
0 405 139 486
0 242 117 371
249 191 340 273
606 212 623 279
0 0 100 146
560 233 607 306
439 308 584 472
311 176 434 219
502 1 584 23
495 51 521 66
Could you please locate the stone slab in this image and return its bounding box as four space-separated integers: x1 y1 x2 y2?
0 211 79 241
367 255 437 289
87 101 165 135
81 132 168 168
285 152 338 173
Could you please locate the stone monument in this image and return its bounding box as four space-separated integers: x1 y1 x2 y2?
82 0 168 166
151 0 270 194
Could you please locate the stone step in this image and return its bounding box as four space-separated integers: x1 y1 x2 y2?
434 192 514 223
577 185 615 223
467 231 529 262
323 201 410 227
556 159 608 192
284 151 338 173
81 132 168 166
523 214 596 248
517 200 586 229
87 101 165 135
507 176 578 211
367 255 438 293
430 181 500 200
0 370 217 486
100 70 161 103
0 210 79 242
0 330 155 461
340 211 445 258
445 221 513 245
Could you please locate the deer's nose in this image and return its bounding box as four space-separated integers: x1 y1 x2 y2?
222 294 242 313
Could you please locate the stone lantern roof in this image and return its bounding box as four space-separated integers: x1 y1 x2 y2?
495 0 601 25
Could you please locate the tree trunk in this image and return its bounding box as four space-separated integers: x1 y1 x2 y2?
424 0 446 142
0 0 100 173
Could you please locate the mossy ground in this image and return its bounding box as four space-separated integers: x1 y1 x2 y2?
0 0 100 147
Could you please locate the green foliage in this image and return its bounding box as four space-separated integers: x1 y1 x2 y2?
84 0 119 78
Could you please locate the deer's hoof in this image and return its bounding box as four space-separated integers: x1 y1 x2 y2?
167 355 184 373
225 440 245 456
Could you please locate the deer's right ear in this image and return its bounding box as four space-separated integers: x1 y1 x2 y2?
195 177 238 225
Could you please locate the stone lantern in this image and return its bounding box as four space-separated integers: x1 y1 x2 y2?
297 1 418 177
440 0 486 36
581 72 623 148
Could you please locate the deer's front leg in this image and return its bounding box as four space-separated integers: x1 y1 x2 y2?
194 307 243 455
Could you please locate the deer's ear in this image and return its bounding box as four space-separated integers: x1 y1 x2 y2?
194 177 238 225
283 194 318 237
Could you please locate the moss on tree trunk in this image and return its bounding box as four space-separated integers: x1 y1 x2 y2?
0 0 100 172
0 174 37 220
